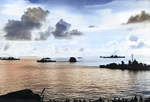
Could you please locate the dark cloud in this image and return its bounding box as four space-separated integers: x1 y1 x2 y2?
35 27 51 41
52 19 83 39
52 19 71 39
3 43 12 51
26 0 113 8
126 11 150 24
69 29 83 36
88 25 95 28
26 0 40 3
4 7 50 41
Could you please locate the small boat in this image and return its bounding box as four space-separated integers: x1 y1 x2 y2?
1 57 20 60
100 55 125 58
69 57 77 62
37 57 56 62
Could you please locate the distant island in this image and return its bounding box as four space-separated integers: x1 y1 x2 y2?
0 89 150 102
69 57 77 62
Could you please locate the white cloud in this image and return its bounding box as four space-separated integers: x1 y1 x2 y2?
3 42 13 51
82 1 150 33
0 0 42 17
0 0 150 57
127 35 138 42
125 23 150 40
119 34 146 50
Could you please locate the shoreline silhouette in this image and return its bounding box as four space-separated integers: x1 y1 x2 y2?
0 89 150 102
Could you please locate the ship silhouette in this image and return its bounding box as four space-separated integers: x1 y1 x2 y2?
100 54 150 70
1 57 20 60
100 55 125 58
37 57 56 62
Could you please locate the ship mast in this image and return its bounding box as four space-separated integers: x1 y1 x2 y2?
131 53 133 62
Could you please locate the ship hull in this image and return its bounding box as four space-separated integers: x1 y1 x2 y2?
37 60 56 62
1 59 20 60
100 65 150 70
103 56 125 58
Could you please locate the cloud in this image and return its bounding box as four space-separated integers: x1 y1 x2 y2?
128 35 145 49
29 47 38 53
52 19 83 39
88 25 96 28
119 35 145 49
44 43 60 54
127 28 133 31
79 47 84 51
128 35 138 42
3 43 12 51
130 39 145 49
126 11 150 24
26 0 113 9
52 19 71 39
63 47 68 51
4 7 50 41
69 29 83 36
35 27 51 41
105 40 119 51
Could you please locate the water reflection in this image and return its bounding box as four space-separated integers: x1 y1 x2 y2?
0 59 150 101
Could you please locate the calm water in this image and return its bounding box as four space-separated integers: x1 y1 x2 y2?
0 56 150 101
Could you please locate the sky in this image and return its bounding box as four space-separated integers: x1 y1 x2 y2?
0 0 150 57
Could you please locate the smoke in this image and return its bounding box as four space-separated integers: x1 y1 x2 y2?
4 7 50 40
126 11 150 24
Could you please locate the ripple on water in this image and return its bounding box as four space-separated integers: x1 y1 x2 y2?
0 59 150 101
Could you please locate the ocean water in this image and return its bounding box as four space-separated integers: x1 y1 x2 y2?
0 54 150 101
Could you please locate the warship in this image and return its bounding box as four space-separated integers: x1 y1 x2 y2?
37 57 56 62
100 54 150 70
1 57 20 60
100 55 125 58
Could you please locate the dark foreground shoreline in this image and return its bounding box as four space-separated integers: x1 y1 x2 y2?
48 96 150 102
0 89 150 102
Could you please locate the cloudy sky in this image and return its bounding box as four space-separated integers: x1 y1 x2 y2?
0 0 150 57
